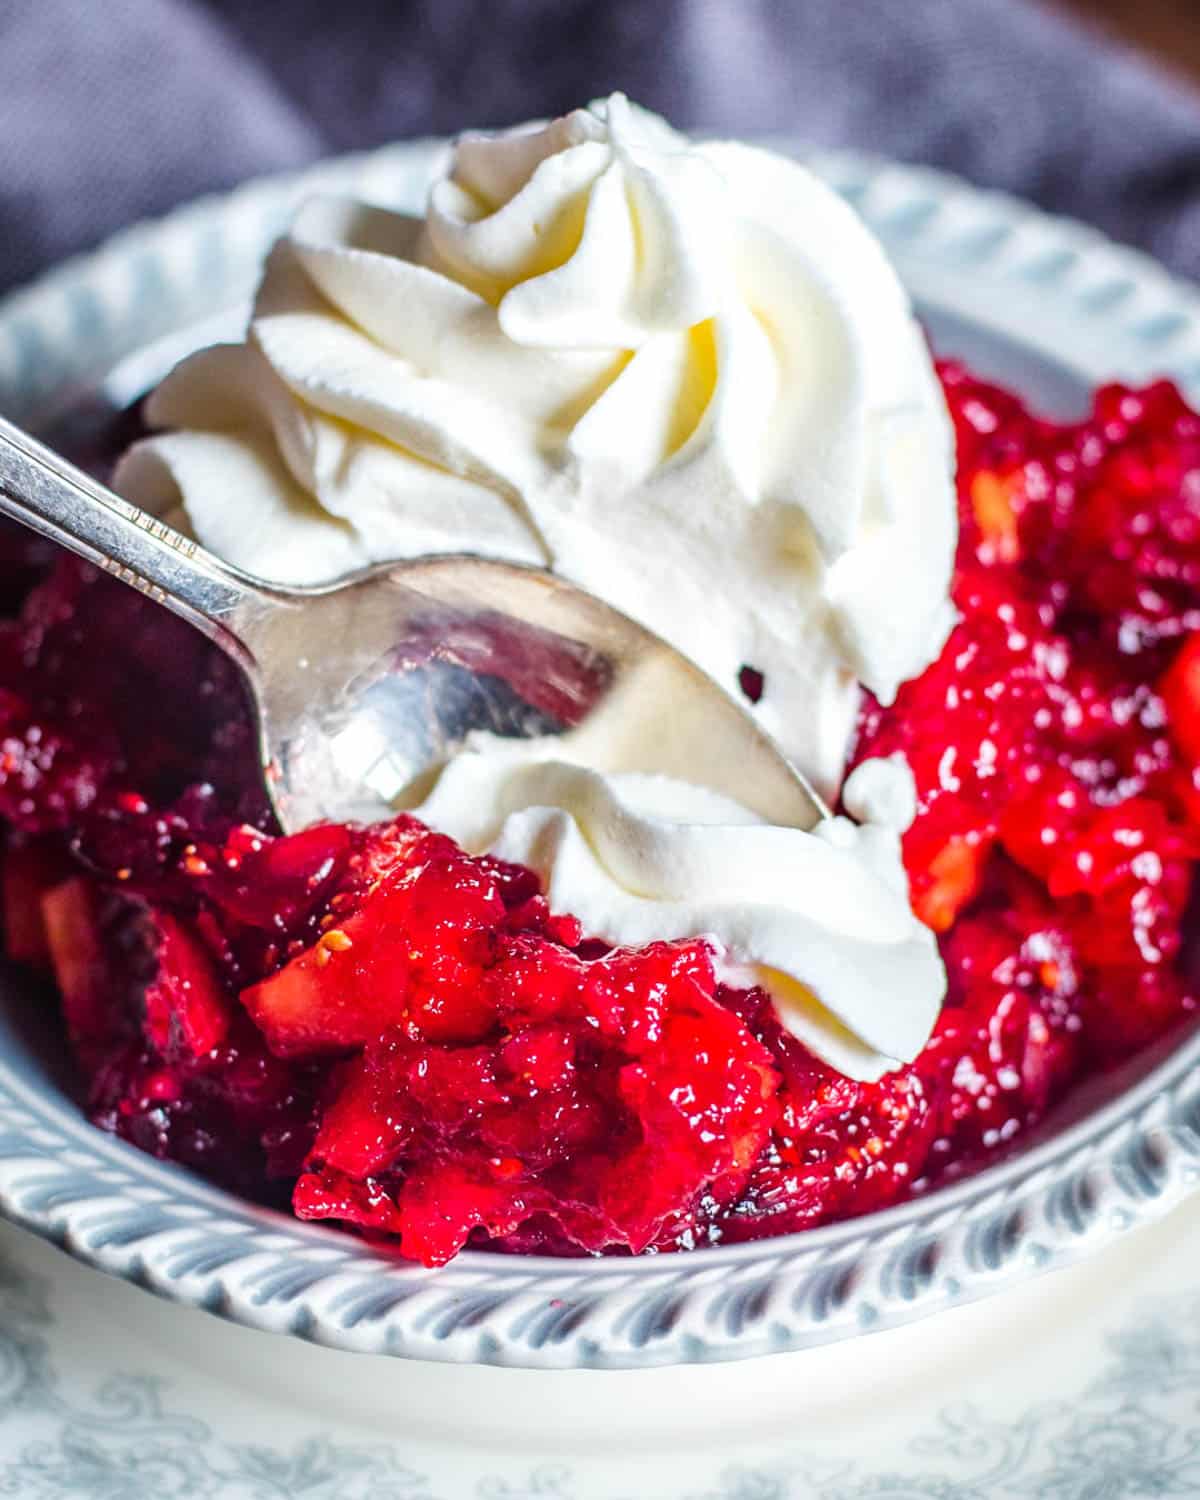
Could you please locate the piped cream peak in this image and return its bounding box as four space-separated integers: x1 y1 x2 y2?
116 95 957 797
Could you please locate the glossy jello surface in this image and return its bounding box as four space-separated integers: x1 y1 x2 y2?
1 364 1198 1266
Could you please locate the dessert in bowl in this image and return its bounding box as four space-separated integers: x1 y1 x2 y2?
0 98 1197 1363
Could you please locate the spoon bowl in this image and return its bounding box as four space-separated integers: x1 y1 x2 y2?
0 416 823 835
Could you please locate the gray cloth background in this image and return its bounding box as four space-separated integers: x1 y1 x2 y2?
1 0 1198 299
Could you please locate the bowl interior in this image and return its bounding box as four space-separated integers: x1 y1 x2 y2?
5 293 1197 1257
1 144 1199 1368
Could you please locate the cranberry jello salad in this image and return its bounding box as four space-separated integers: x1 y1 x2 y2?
1 96 1197 1265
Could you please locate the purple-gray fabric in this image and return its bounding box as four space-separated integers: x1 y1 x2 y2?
1 0 1197 297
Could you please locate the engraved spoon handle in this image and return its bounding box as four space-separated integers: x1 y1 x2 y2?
0 414 268 666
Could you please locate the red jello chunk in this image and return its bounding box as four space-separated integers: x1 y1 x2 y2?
999 768 1197 969
1161 632 1200 768
920 880 1082 1164
854 568 1067 934
89 1016 320 1196
41 877 113 1056
714 987 937 1242
140 913 232 1062
242 820 506 1053
267 838 779 1264
56 888 321 1194
39 876 232 1068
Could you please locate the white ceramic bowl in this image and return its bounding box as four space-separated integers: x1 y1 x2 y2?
0 141 1198 1369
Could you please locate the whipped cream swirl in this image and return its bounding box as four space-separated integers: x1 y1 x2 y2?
116 94 957 794
412 744 944 1082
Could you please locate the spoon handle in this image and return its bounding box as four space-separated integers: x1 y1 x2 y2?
0 415 265 665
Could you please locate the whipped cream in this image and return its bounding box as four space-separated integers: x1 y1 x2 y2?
410 744 944 1082
115 94 957 795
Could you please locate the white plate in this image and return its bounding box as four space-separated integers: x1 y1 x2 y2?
0 1197 1198 1498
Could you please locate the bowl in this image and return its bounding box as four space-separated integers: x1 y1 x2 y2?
1 140 1199 1369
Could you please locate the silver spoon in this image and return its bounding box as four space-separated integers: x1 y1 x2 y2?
0 415 825 835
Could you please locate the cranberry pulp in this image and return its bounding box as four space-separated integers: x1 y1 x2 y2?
1 365 1199 1266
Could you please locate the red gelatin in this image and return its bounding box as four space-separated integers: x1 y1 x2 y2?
294 937 777 1264
0 363 1198 1265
